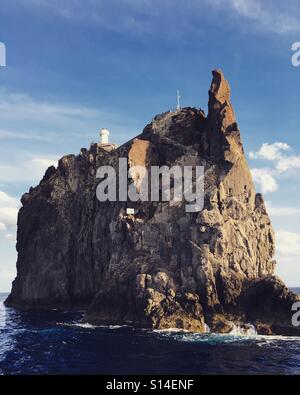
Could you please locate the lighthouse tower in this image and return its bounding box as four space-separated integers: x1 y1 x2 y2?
98 128 118 152
100 128 110 144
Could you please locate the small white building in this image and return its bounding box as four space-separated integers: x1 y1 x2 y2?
98 128 118 152
100 128 110 144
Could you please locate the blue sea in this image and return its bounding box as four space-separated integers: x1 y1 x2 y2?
1 291 300 375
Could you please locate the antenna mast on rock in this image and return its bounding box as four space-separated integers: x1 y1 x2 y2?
176 90 181 111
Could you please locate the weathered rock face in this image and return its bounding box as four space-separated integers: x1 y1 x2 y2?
5 70 299 335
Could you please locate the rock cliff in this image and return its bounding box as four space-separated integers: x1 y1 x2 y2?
5 70 299 335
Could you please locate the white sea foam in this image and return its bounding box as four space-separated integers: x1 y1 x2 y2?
58 321 128 330
71 322 98 329
151 328 191 334
228 323 257 336
57 319 300 346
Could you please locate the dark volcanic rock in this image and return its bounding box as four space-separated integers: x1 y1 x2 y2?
5 70 299 335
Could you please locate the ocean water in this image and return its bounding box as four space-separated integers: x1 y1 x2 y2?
1 291 300 375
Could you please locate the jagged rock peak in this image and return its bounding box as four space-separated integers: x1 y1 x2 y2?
210 69 232 105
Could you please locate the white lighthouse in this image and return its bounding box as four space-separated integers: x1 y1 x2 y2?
100 128 110 145
97 128 118 152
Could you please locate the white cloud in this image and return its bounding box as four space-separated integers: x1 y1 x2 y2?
266 201 300 217
0 89 98 125
0 88 133 188
276 229 300 258
250 142 300 193
0 207 19 227
5 233 15 241
0 191 19 207
210 0 300 34
0 267 14 278
276 156 300 173
212 0 263 20
0 88 137 149
250 168 278 193
0 155 59 184
250 142 300 174
0 128 55 142
0 191 20 235
28 157 58 175
1 0 175 37
0 267 16 288
0 158 58 240
249 142 291 161
9 0 300 37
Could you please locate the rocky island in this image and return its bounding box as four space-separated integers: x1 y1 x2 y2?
5 70 300 336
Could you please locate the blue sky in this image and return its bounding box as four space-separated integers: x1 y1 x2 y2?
1 0 300 290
